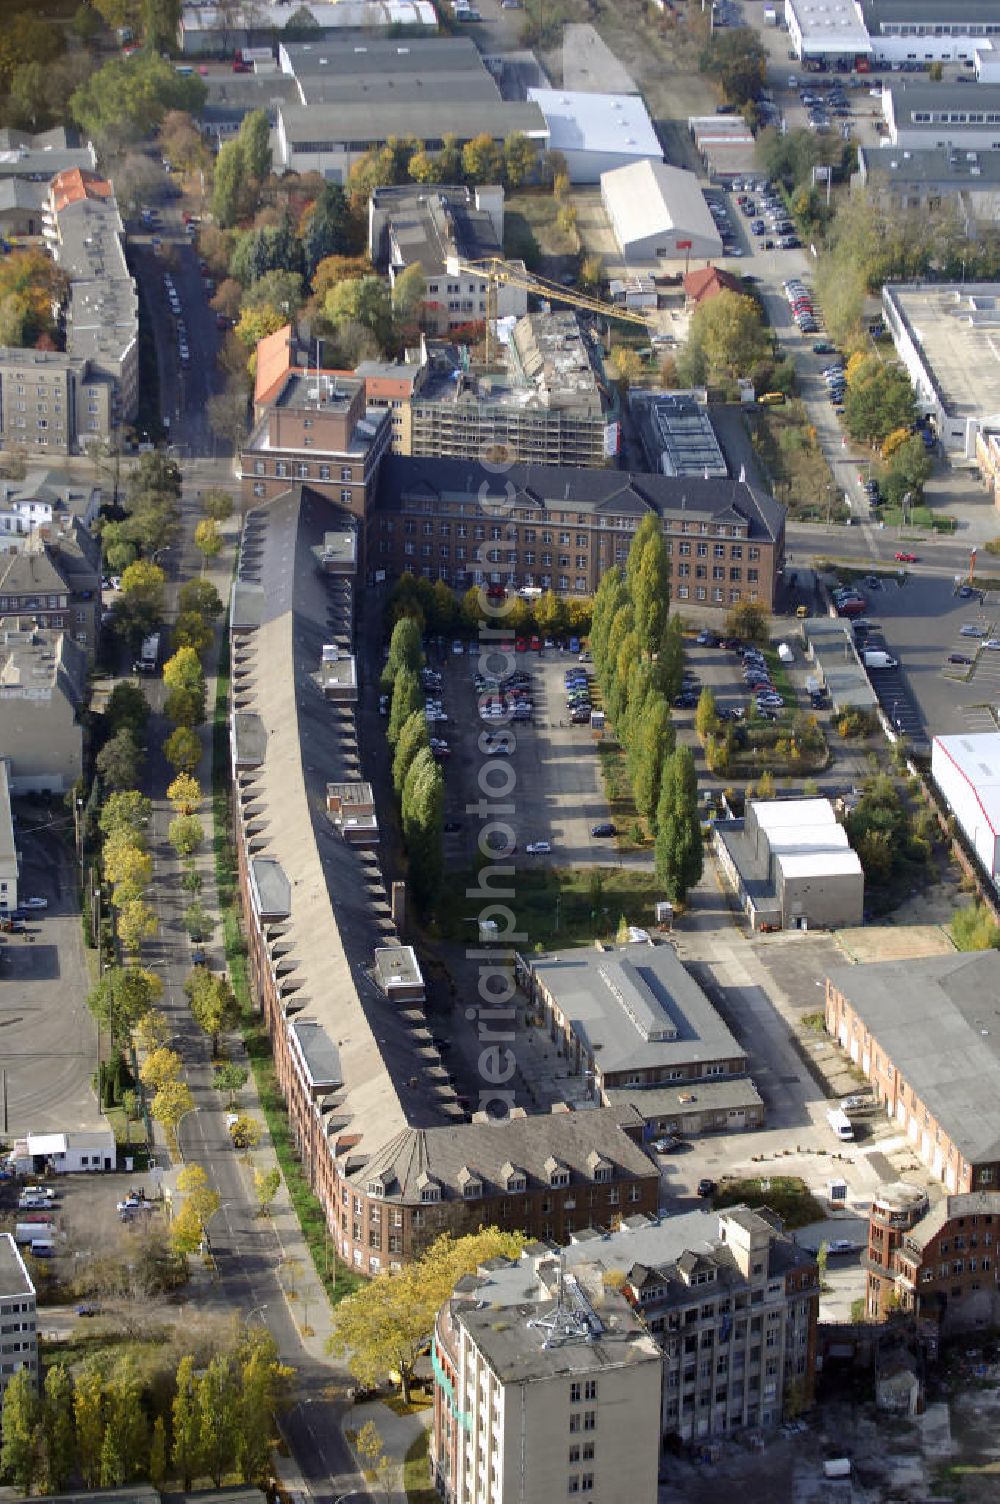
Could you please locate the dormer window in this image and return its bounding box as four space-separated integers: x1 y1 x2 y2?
544 1155 570 1188
501 1160 526 1193
417 1171 441 1204
367 1178 385 1199
458 1166 482 1199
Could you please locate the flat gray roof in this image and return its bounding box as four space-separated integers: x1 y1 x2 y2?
281 35 482 75
457 1285 659 1385
887 81 1000 116
885 282 1000 421
374 944 423 990
863 0 1000 28
827 951 1000 1163
0 1232 34 1298
233 710 267 768
290 1017 343 1090
474 1203 810 1309
279 99 548 146
630 391 728 479
604 1078 764 1115
250 856 291 920
0 761 15 875
530 941 745 1076
860 144 1000 188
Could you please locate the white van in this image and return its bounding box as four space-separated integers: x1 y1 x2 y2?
827 1107 854 1142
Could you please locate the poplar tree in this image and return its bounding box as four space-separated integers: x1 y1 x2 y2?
387 666 422 747
631 698 675 822
0 1367 41 1495
392 709 430 799
73 1364 104 1488
41 1364 75 1494
198 1355 238 1487
655 745 704 903
172 1355 201 1490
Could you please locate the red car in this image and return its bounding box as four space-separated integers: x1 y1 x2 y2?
895 551 918 563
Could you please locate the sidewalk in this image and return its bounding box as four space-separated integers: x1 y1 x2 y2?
149 507 343 1362
351 1399 433 1502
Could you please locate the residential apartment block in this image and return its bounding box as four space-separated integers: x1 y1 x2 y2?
0 349 115 457
363 313 616 469
825 952 1000 1193
0 167 137 456
229 483 660 1274
432 1256 662 1504
432 1204 819 1496
0 513 102 661
242 342 392 535
0 618 86 794
0 1233 37 1400
866 1183 1000 1331
369 184 527 335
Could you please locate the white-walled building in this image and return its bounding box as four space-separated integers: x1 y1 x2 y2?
0 761 17 916
715 797 864 932
932 731 1000 883
882 82 1000 151
0 1235 36 1402
601 160 723 265
882 283 1000 458
526 88 662 182
785 0 872 67
862 0 1000 67
432 1254 663 1504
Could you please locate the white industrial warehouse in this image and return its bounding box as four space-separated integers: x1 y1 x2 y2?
932 732 1000 883
600 160 723 266
525 88 662 183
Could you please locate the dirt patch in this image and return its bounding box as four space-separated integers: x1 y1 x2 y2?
573 189 623 275
834 923 956 964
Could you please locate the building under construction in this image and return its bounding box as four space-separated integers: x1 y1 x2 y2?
403 312 617 467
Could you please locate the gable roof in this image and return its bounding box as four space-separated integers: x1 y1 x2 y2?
683 266 744 304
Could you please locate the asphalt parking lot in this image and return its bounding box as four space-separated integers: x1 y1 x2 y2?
0 1168 167 1297
0 813 98 1135
433 644 615 867
843 574 1000 745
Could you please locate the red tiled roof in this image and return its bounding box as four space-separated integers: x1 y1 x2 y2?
50 169 112 214
683 266 744 305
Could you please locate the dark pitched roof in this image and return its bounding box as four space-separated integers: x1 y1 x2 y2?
345 1104 657 1201
376 455 784 542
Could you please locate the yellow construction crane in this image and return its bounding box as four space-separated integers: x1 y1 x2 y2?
448 256 657 362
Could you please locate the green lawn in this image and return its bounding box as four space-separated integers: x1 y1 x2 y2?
404 1428 437 1504
437 864 663 952
503 190 578 270
596 742 651 852
713 1176 825 1230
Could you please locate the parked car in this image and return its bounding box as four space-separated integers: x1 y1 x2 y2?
526 841 552 855
697 1178 717 1198
591 823 617 838
23 897 47 910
